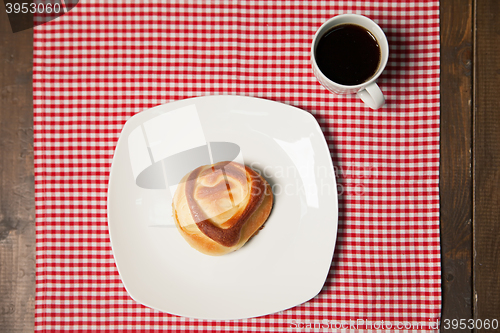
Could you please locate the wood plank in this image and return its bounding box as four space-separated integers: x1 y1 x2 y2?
439 0 474 328
0 7 35 333
473 0 500 325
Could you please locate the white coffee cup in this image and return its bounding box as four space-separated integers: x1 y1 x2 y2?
311 14 389 109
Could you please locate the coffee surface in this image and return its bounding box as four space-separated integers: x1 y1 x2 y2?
316 23 381 86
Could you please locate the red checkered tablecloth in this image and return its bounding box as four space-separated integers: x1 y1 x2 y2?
34 1 441 331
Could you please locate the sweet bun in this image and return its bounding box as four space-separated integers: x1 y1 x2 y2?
172 161 273 256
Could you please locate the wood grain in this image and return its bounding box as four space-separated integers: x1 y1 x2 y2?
473 0 500 326
439 0 474 329
0 6 35 333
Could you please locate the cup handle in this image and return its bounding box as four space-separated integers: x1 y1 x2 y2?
356 82 385 109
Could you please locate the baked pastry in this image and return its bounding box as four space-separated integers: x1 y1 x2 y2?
172 161 273 256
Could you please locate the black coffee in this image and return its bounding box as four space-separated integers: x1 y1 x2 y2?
316 23 381 86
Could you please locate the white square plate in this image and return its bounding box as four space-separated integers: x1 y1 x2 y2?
107 95 338 319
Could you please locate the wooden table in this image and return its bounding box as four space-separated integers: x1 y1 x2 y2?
0 0 498 331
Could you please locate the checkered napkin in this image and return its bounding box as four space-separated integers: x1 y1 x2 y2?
34 1 441 331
